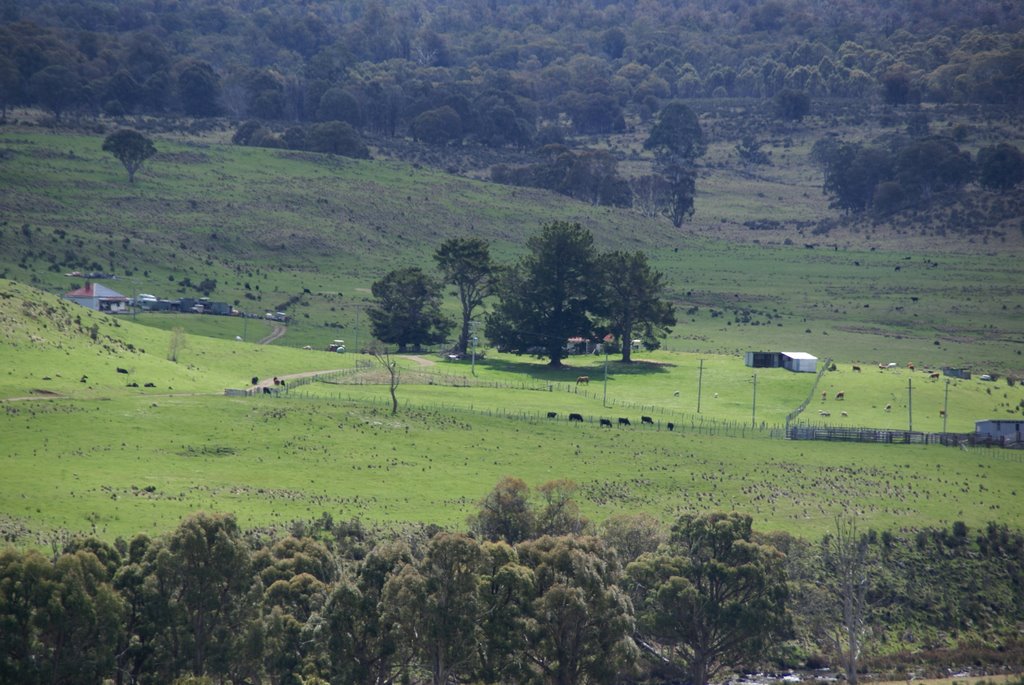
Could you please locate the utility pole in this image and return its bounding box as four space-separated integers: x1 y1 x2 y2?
469 320 480 376
751 373 758 428
603 340 610 407
943 379 950 434
697 358 704 413
908 378 913 432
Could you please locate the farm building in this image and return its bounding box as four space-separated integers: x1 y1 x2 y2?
744 351 818 373
64 282 128 313
943 367 972 380
975 420 1023 444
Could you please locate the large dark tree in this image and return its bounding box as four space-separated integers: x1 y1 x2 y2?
644 102 705 225
596 250 676 363
102 129 157 183
434 237 495 357
369 266 453 353
977 143 1024 190
485 222 597 367
28 64 81 119
305 120 370 158
644 101 705 162
177 61 221 116
627 512 790 685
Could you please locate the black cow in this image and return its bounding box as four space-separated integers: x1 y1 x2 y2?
116 367 128 374
641 416 654 425
568 413 584 422
667 422 675 431
262 387 272 395
547 412 558 419
618 417 631 426
600 418 612 427
144 382 156 387
251 376 259 385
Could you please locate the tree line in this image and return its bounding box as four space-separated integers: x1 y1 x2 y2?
2 0 1022 129
367 222 677 367
812 133 1024 214
3 477 1023 685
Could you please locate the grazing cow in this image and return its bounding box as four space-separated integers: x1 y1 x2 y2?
547 412 558 419
576 375 589 385
852 365 861 372
568 413 584 422
666 422 675 431
878 363 887 370
127 382 138 387
841 411 848 417
144 382 155 388
907 362 915 371
273 376 280 386
821 391 827 401
819 410 831 417
600 418 612 428
116 367 128 374
835 391 845 400
939 409 946 417
252 376 259 385
641 416 654 425
887 362 897 368
302 345 312 350
884 403 892 412
263 387 272 395
929 372 941 380
618 417 631 426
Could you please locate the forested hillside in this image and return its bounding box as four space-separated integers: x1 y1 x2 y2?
3 0 1023 239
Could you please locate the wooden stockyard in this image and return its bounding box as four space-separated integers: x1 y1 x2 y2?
787 425 1020 448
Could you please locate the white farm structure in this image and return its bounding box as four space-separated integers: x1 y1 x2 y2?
744 351 818 373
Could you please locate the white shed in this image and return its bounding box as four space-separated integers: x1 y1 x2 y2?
780 352 818 373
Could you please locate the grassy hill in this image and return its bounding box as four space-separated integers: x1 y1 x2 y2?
2 127 1023 376
1 280 1022 548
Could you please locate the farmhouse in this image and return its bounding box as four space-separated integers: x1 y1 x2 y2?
975 419 1023 445
64 282 129 313
744 351 818 373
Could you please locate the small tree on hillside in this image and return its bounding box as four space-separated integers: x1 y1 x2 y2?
102 129 157 183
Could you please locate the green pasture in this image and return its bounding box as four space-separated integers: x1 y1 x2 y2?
2 279 1023 548
0 279 355 399
132 312 275 342
2 392 1022 547
2 130 1023 374
293 348 1022 434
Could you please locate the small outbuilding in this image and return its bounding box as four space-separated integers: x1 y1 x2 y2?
64 282 128 313
975 419 1023 444
745 351 818 373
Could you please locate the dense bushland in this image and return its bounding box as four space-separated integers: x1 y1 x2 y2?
3 490 1022 685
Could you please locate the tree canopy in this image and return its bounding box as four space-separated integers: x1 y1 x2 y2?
102 128 157 183
368 267 453 353
485 221 597 367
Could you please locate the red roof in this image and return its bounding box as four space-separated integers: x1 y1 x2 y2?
65 283 127 299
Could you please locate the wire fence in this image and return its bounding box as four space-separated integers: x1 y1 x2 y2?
232 362 1017 450
247 370 787 439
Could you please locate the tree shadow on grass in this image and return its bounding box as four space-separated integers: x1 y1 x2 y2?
472 355 675 383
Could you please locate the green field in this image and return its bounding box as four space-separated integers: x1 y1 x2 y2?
3 393 1022 547
3 279 1023 547
2 130 1023 374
